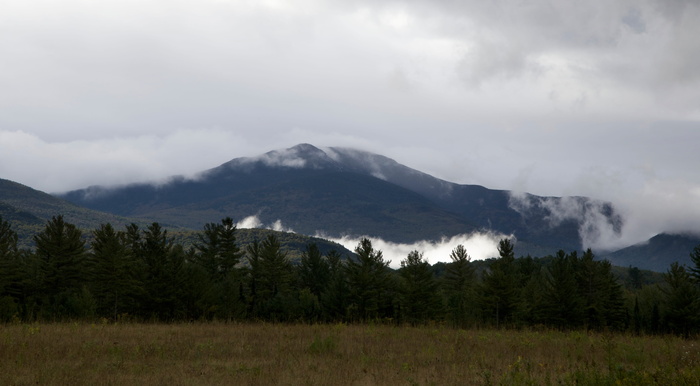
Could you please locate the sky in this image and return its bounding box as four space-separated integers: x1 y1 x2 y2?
1 0 700 253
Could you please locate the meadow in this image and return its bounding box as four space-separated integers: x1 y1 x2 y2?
1 322 698 385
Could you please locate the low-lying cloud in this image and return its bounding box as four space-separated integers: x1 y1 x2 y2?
236 215 295 233
327 232 509 269
509 192 623 251
234 215 507 268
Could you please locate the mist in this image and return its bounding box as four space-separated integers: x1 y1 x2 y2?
234 215 506 268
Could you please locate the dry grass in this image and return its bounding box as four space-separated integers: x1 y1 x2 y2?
1 322 698 385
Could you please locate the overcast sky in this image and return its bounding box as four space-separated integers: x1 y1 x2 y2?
1 0 699 249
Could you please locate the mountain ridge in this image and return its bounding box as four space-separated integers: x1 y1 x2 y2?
2 142 691 271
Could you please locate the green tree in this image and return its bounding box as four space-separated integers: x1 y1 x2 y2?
662 262 700 337
193 217 243 281
689 244 700 285
298 243 330 298
89 223 138 320
539 251 583 329
192 218 245 320
398 250 441 325
33 216 91 318
345 238 392 321
132 223 187 320
256 234 294 321
0 217 21 321
321 250 349 321
443 244 476 327
297 243 331 322
481 239 519 327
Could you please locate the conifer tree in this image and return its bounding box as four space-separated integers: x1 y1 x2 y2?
662 262 700 337
257 234 294 320
481 239 519 327
443 244 476 327
0 217 21 321
192 218 245 320
321 250 349 321
399 250 441 325
133 222 185 320
90 223 137 320
345 238 391 321
689 244 700 285
539 251 583 328
33 216 90 317
298 243 330 298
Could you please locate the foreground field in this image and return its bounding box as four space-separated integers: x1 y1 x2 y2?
1 323 698 385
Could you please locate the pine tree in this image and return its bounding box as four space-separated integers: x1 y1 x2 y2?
345 238 391 321
0 217 21 321
90 223 138 320
133 222 186 320
399 250 441 325
33 216 90 318
539 251 583 329
662 262 700 337
321 250 349 321
192 218 245 320
481 239 519 327
257 234 294 320
298 243 330 298
193 217 243 281
689 244 700 285
443 244 476 327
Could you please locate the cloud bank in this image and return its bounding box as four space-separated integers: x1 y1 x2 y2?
328 232 509 269
1 0 699 250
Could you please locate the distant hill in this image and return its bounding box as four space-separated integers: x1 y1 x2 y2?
0 178 146 245
58 144 621 257
603 233 700 272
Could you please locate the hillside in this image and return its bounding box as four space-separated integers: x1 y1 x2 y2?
59 144 620 255
603 233 700 272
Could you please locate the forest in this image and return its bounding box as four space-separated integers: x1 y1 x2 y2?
1 215 699 336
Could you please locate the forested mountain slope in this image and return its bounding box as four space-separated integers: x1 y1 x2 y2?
59 144 620 255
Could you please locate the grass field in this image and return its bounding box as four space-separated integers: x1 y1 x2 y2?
1 322 698 385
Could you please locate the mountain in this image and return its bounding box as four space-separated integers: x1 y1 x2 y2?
603 233 700 272
0 178 141 244
58 144 622 256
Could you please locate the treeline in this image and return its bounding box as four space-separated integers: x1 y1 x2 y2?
1 215 699 335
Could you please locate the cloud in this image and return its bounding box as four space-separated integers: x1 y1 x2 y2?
236 215 295 233
233 215 507 268
0 128 259 192
327 232 510 269
1 0 699 253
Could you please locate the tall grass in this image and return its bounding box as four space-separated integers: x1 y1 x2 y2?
1 322 698 385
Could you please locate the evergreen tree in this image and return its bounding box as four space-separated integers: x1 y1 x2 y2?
481 239 519 327
245 239 263 318
192 218 245 320
193 217 243 281
257 234 294 320
132 222 186 320
345 238 391 321
398 250 441 325
443 244 476 327
662 262 700 337
689 244 700 285
298 243 330 298
321 250 349 321
33 216 90 318
539 251 583 329
0 217 21 321
297 243 330 321
90 223 138 320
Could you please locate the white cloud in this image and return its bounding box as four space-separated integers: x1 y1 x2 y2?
1 0 699 252
327 232 509 269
